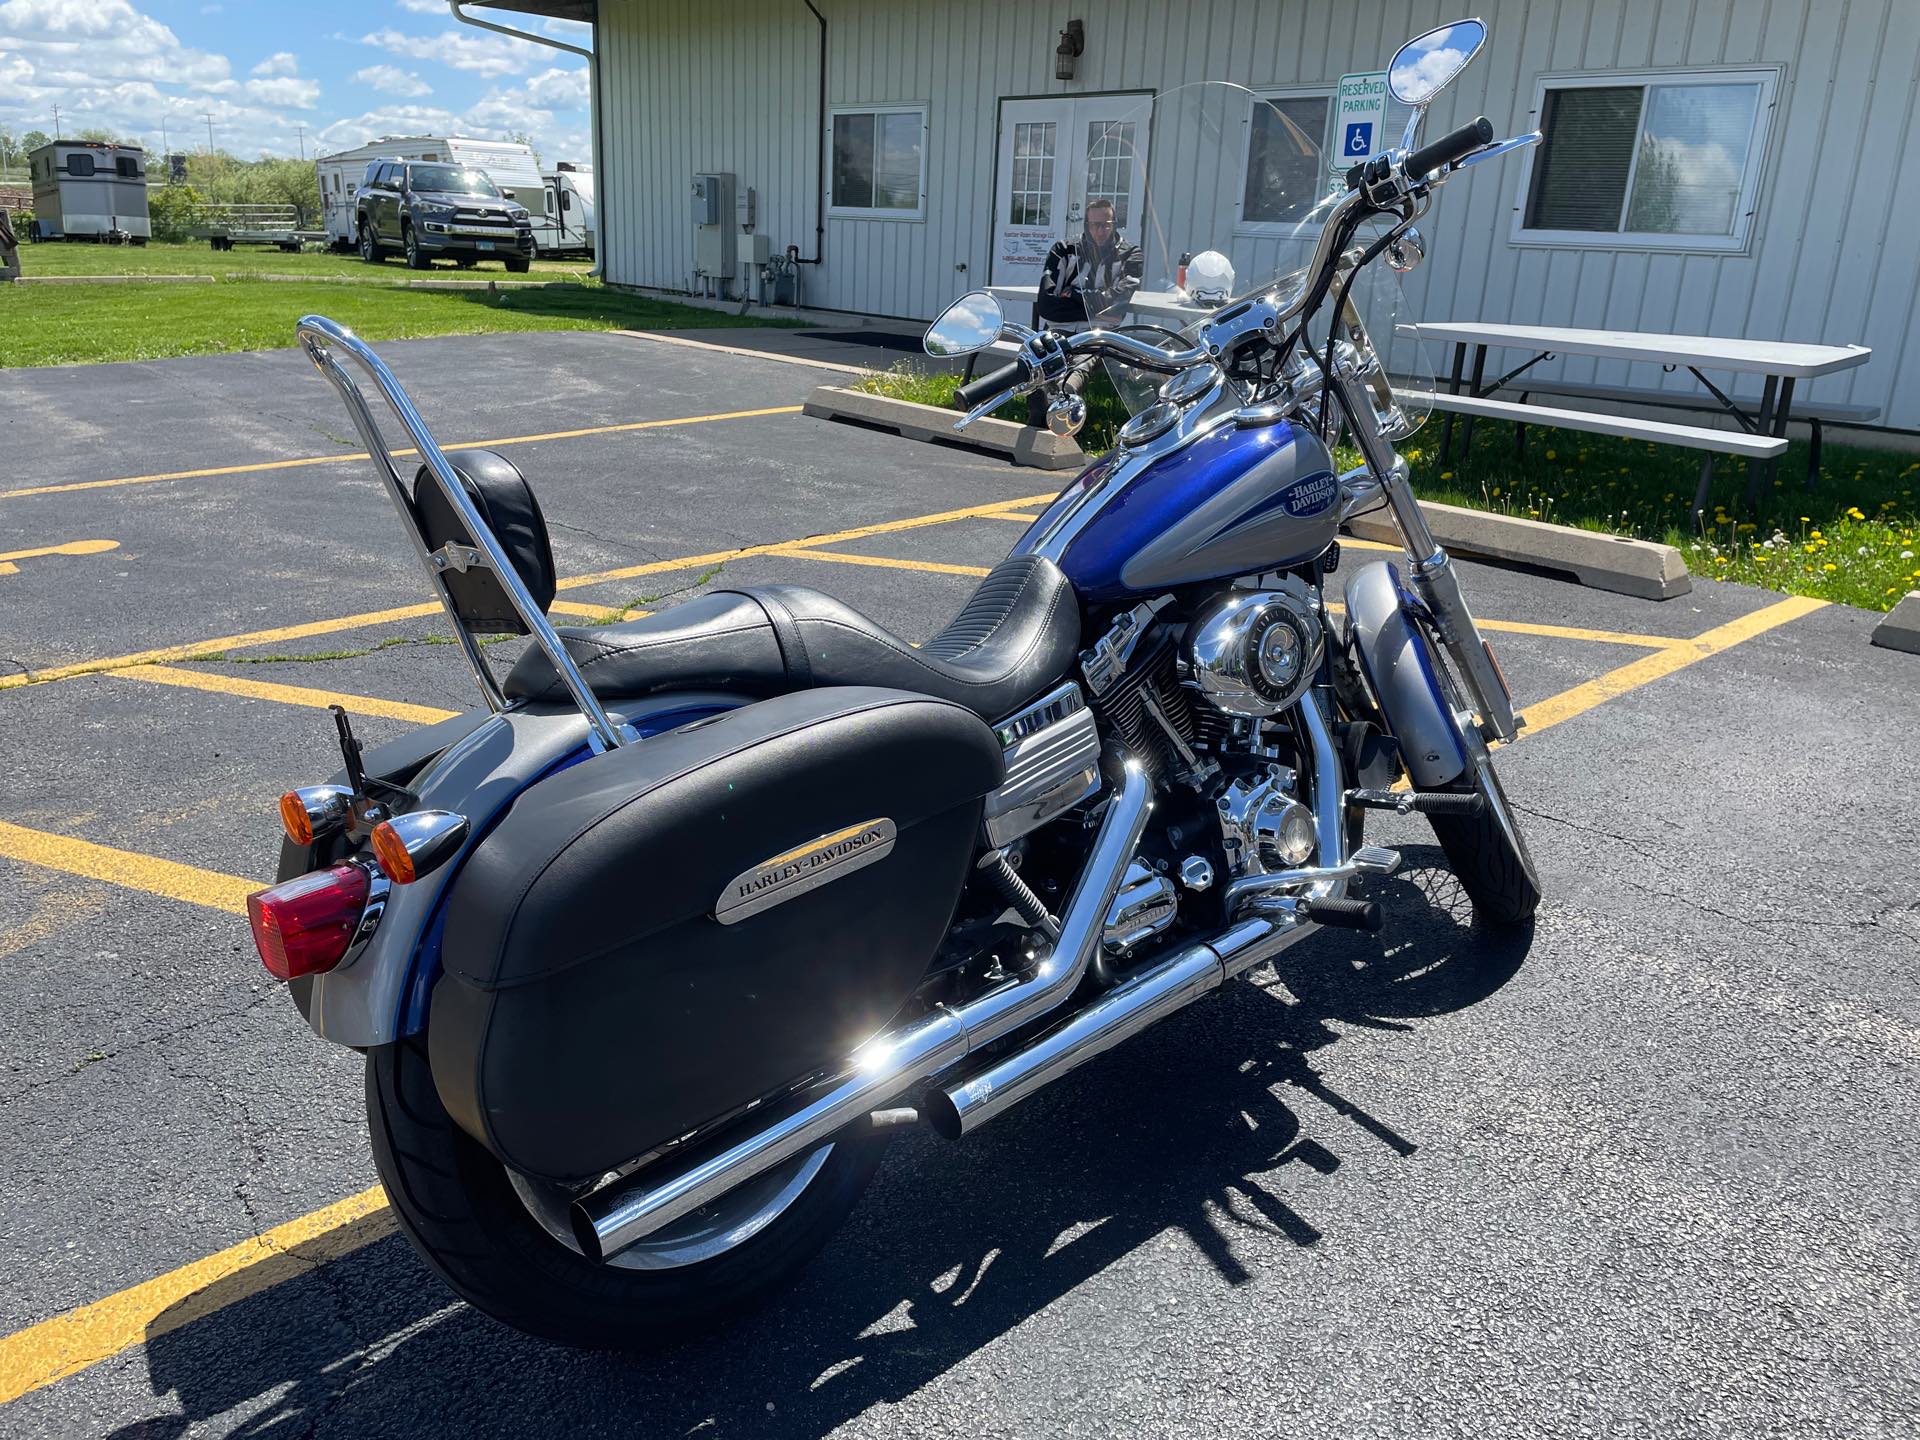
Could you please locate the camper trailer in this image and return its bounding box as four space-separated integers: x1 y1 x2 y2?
533 164 595 257
317 136 545 251
28 141 150 242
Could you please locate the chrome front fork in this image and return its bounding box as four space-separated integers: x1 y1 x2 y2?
1331 368 1519 743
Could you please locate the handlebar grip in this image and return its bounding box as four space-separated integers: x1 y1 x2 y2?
956 359 1027 410
1406 115 1494 179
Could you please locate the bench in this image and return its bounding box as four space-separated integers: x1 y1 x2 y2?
1407 389 1786 518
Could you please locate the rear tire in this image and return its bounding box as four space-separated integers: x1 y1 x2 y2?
366 1032 888 1349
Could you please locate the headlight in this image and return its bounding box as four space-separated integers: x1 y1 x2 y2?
414 202 455 218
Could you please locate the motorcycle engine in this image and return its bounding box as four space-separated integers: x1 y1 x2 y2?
1184 587 1325 717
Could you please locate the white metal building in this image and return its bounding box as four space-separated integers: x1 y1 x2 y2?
472 0 1920 431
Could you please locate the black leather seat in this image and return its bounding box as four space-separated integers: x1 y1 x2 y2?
505 554 1080 722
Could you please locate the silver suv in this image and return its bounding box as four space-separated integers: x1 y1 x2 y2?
355 160 534 272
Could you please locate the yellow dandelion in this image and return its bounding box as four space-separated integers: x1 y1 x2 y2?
1823 563 1837 572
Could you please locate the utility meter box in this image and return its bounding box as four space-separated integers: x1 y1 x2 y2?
692 172 736 284
740 232 772 290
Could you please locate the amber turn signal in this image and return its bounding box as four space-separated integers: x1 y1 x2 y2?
279 785 354 847
369 810 471 886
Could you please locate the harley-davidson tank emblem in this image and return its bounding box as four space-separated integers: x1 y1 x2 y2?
714 818 897 925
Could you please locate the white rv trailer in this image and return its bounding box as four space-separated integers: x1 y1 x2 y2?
533 164 595 257
27 141 150 241
316 136 545 250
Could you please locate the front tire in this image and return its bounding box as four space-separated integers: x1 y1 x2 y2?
504 256 531 274
366 1033 888 1349
1426 755 1540 926
403 225 431 270
358 223 383 264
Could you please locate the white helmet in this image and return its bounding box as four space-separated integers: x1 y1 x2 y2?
1185 249 1235 304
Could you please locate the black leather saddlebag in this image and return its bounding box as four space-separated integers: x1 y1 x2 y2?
428 687 1005 1182
411 448 556 633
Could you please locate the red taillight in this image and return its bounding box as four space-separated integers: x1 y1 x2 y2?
247 863 371 980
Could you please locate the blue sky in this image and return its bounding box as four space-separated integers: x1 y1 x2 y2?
0 0 592 166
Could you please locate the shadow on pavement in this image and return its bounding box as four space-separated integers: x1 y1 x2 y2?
121 845 1529 1438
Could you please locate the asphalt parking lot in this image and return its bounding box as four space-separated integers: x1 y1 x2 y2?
0 329 1915 1439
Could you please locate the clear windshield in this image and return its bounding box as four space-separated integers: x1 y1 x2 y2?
1090 82 1433 437
408 165 502 198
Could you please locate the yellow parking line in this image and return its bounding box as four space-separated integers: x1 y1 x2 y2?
776 548 992 578
0 822 260 915
1477 618 1687 650
0 1186 393 1407
984 511 1042 522
1519 594 1827 736
116 665 460 725
0 407 805 502
0 589 1832 1401
553 492 1060 592
0 493 1060 693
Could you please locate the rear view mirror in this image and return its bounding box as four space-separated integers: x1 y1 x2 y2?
925 291 1005 357
1388 18 1487 106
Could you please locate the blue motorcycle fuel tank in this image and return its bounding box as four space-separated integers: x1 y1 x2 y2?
1012 416 1339 604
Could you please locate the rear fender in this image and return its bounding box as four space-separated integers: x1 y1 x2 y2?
1342 560 1468 790
296 693 740 1049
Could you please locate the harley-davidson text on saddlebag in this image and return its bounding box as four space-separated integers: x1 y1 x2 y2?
427 686 1006 1183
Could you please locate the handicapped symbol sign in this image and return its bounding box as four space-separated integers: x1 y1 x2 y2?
1344 122 1374 158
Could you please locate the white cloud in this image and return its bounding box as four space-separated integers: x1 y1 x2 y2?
354 64 433 99
244 76 320 109
524 66 588 110
0 0 232 88
540 16 592 46
358 25 544 79
395 0 446 12
251 51 298 77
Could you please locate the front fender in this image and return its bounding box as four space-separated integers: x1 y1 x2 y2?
299 693 740 1049
1343 560 1467 790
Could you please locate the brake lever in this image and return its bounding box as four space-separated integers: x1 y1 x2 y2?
1452 131 1543 169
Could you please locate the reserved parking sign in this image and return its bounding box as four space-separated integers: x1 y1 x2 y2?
1333 70 1388 176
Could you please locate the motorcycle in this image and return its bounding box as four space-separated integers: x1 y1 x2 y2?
250 19 1541 1348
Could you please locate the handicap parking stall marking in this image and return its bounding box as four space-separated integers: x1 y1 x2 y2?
0 538 120 577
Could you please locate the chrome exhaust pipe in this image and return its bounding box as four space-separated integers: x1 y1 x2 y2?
571 759 1153 1262
927 695 1351 1138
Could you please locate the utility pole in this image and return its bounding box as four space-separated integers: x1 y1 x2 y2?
52 105 62 139
294 123 307 160
203 113 216 154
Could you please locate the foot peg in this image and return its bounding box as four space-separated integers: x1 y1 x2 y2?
1298 896 1383 933
1347 788 1486 818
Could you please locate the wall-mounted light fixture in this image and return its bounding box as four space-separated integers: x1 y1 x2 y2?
1055 19 1085 81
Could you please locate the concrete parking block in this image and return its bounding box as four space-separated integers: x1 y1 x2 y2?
1870 590 1920 654
804 384 1085 470
1344 499 1691 600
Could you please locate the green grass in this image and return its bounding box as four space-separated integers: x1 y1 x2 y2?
1368 421 1920 611
12 237 586 280
0 279 791 368
853 363 1132 453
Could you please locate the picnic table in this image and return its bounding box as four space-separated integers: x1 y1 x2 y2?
1417 321 1872 501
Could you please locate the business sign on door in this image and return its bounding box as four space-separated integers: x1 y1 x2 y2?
1332 71 1388 178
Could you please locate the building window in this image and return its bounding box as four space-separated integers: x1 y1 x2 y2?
66 153 96 177
1240 93 1332 227
830 106 926 219
1084 119 1137 229
1009 120 1056 227
1517 70 1776 251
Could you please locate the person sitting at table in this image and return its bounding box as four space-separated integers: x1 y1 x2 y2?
1028 198 1142 426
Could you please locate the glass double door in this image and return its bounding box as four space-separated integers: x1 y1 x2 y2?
991 94 1151 289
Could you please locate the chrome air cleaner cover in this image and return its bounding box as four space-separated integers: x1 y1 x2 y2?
1185 589 1324 716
